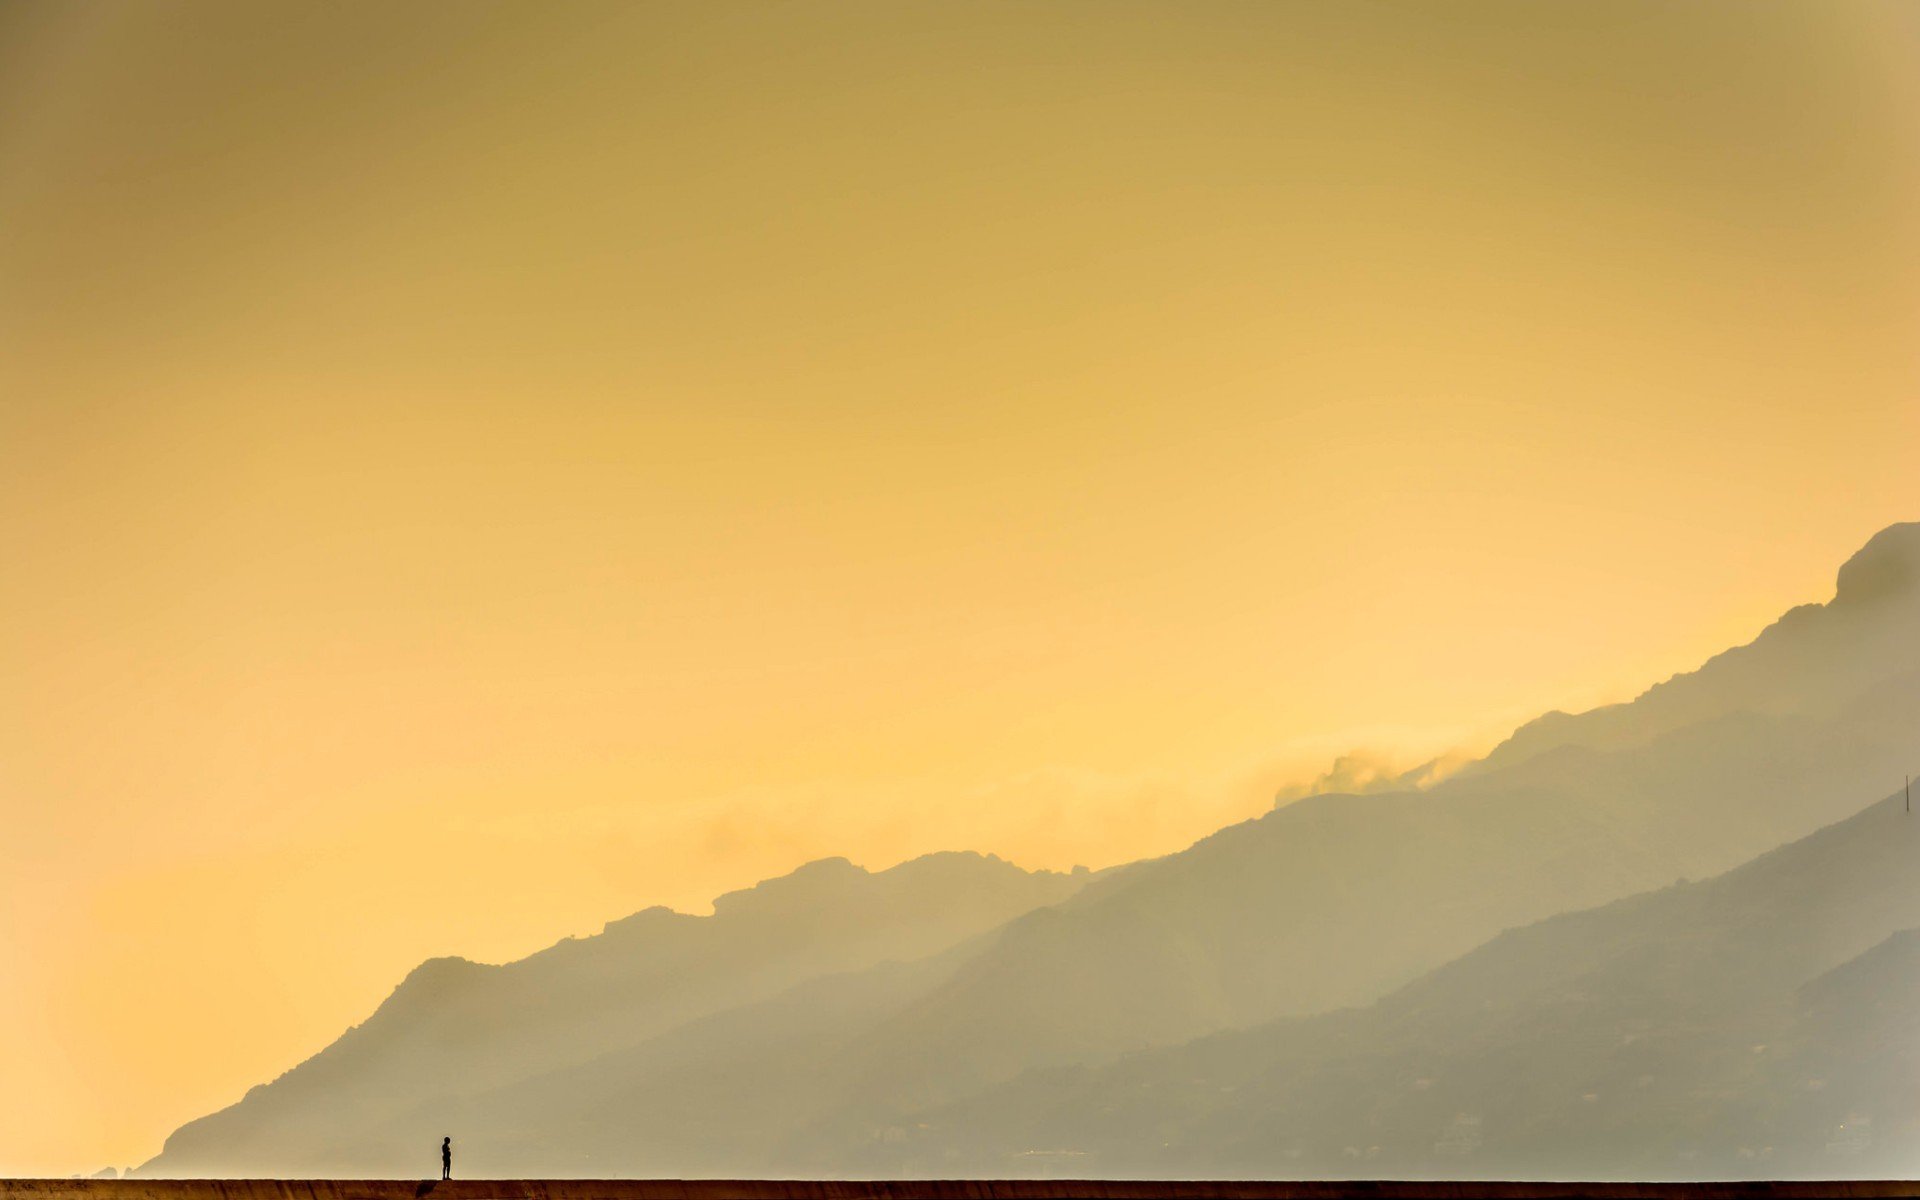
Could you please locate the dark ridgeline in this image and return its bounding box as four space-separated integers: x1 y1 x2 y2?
136 524 1920 1182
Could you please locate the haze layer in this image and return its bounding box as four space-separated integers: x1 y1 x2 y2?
2 1 1918 1175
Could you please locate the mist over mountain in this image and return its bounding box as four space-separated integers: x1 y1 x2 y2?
141 523 1920 1179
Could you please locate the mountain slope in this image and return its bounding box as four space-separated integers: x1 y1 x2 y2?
144 852 1086 1176
763 526 1920 1109
896 791 1920 1180
1472 522 1920 773
144 522 1920 1177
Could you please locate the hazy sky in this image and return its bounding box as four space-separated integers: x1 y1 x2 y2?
2 0 1917 1176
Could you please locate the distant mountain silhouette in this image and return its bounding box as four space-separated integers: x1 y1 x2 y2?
146 852 1087 1176
140 523 1920 1179
893 790 1920 1179
1472 521 1920 773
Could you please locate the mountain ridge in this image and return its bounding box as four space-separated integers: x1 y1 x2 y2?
1474 521 1920 775
891 787 1920 1179
148 851 1087 1176
141 522 1920 1179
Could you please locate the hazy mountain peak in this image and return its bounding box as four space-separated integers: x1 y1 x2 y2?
707 851 1045 920
880 850 1020 882
1833 521 1920 607
386 955 488 1003
596 905 683 937
1476 520 1920 772
709 856 866 917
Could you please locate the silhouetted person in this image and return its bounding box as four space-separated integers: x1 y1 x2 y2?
441 1137 452 1180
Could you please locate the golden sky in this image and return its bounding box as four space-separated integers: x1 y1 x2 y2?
2 0 1918 1177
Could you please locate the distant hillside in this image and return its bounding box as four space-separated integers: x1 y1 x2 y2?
142 523 1920 1178
651 526 1920 1143
1472 521 1920 773
762 526 1920 1118
146 852 1087 1176
893 791 1920 1180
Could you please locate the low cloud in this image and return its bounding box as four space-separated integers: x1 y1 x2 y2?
1269 747 1474 806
